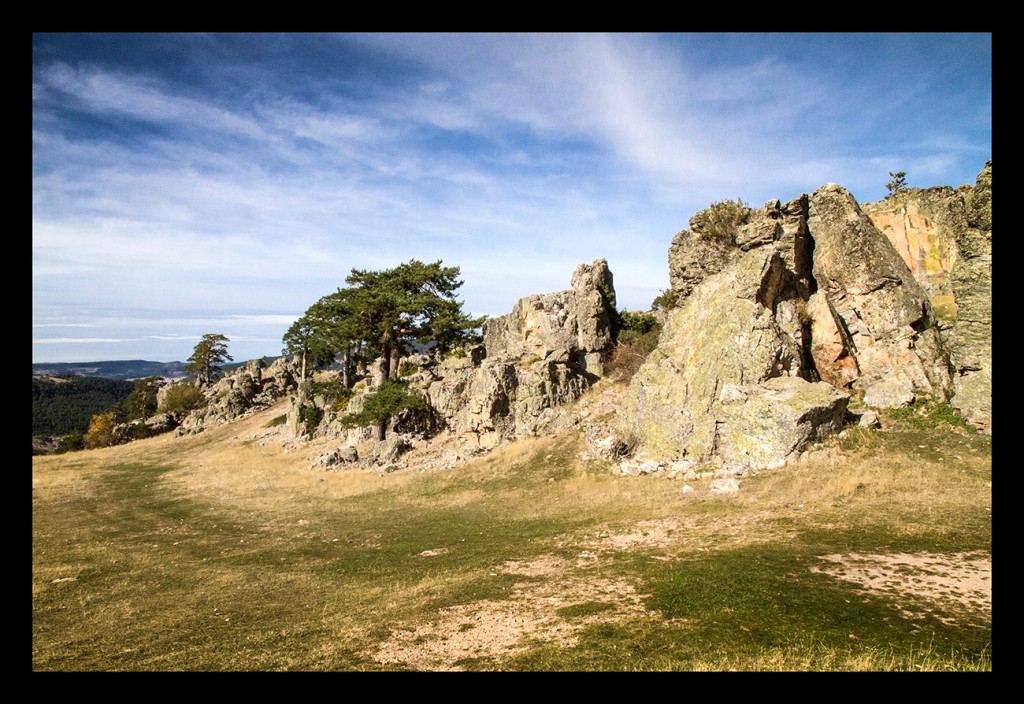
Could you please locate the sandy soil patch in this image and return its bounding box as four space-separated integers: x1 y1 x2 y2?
810 551 991 625
372 516 991 670
373 559 655 671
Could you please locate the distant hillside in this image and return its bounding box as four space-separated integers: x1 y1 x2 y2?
31 357 286 381
32 375 135 436
31 360 187 381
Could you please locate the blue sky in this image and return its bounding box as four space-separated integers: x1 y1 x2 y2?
32 33 992 364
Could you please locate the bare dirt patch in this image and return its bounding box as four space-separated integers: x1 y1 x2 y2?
810 551 991 625
371 514 992 670
373 556 656 671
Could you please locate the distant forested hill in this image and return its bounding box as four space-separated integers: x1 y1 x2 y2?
32 375 134 436
31 360 187 381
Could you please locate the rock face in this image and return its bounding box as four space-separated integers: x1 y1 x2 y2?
176 357 300 435
619 197 845 470
617 162 992 470
856 162 992 432
807 183 952 407
482 258 614 377
714 376 849 473
422 259 616 450
948 161 993 432
861 190 963 306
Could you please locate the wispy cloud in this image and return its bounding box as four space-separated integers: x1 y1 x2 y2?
32 32 991 364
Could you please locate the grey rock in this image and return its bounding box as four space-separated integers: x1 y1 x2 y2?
714 376 849 473
949 160 992 432
618 244 809 463
857 410 882 428
311 446 359 469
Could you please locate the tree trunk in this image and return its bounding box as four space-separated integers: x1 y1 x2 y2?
380 334 395 382
390 348 401 380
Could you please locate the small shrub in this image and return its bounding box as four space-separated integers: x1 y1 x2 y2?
126 422 151 440
330 388 357 413
398 360 418 378
56 431 85 454
300 405 323 431
312 375 359 412
158 383 207 416
338 379 427 431
606 324 661 381
691 199 749 242
884 397 974 432
619 310 658 336
311 376 345 398
263 414 287 428
651 289 676 311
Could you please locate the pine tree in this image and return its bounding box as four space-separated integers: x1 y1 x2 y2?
185 334 233 386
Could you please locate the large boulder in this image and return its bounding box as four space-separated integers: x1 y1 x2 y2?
618 176 978 470
714 376 849 473
617 241 826 466
807 183 952 407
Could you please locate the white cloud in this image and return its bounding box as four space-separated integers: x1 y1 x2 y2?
31 33 991 364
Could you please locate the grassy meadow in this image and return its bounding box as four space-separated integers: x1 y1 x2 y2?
32 392 991 671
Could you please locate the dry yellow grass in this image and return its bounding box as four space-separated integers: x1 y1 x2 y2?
32 388 991 671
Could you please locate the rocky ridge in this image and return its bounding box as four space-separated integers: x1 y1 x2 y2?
149 160 991 475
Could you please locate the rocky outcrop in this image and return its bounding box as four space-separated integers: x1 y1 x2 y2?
948 161 992 432
421 259 616 450
482 258 614 377
618 200 842 470
616 164 991 471
807 183 952 407
292 259 618 458
176 357 300 435
158 165 990 472
856 162 992 432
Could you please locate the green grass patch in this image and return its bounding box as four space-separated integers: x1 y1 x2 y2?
263 414 287 428
33 405 990 671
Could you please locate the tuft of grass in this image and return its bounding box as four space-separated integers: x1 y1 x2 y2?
883 397 975 432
